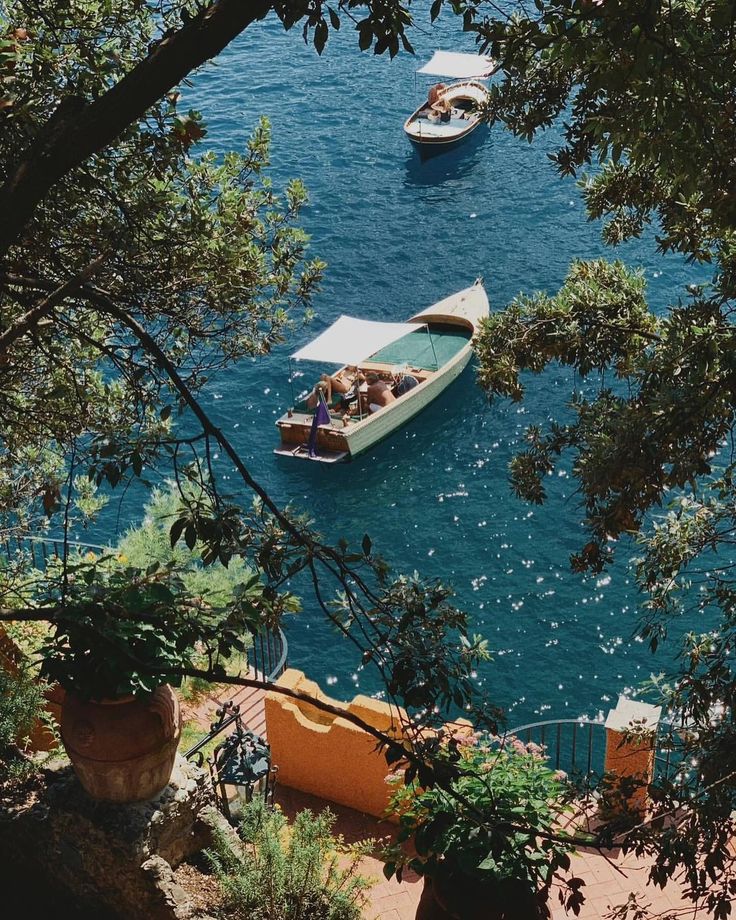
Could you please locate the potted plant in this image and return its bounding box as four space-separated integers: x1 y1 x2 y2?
39 556 263 803
385 731 577 920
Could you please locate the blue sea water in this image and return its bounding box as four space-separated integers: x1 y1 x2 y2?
169 10 704 724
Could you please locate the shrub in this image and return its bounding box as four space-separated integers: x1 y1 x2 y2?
0 666 48 784
386 731 576 906
207 799 372 920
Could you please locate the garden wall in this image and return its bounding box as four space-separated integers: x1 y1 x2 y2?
264 669 407 819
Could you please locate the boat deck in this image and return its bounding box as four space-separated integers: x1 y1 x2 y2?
369 322 470 368
275 284 487 461
406 113 477 139
288 324 468 418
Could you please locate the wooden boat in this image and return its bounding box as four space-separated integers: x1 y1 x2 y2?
404 51 497 158
404 80 490 155
274 280 489 463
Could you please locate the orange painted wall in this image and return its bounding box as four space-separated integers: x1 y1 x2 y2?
265 669 407 819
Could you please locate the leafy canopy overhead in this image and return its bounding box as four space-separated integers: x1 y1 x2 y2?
5 0 736 915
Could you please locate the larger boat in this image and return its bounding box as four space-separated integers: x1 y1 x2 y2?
274 280 489 463
404 51 498 157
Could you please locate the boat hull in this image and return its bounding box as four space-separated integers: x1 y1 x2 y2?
342 346 473 457
274 281 489 463
408 122 487 160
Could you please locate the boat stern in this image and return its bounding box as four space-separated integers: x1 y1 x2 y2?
274 411 351 463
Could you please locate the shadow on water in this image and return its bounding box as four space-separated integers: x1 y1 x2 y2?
403 125 491 188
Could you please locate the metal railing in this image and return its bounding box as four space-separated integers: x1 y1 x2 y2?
653 718 705 792
508 715 707 798
1 534 289 684
507 718 607 792
1 534 107 568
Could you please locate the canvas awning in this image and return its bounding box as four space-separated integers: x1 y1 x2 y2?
291 315 422 366
417 50 496 79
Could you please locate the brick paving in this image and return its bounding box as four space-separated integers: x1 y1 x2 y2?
274 786 702 919
185 685 706 919
180 680 267 737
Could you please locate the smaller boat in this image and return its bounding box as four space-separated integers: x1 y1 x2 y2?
404 51 497 158
274 280 489 463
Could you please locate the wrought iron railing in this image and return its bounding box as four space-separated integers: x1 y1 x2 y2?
509 714 707 798
652 718 706 791
184 700 278 821
1 534 107 568
1 535 289 684
507 718 607 792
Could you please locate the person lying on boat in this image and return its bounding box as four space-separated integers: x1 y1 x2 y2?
313 366 360 413
305 377 331 411
334 366 359 392
363 371 396 414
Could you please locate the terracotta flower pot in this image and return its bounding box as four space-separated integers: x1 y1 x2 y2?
416 877 454 920
61 684 182 803
0 623 64 752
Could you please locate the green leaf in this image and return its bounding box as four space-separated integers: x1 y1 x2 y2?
314 20 328 55
169 518 186 549
357 21 372 51
184 524 197 551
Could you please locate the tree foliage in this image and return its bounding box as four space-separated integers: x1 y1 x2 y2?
5 0 736 914
456 0 736 914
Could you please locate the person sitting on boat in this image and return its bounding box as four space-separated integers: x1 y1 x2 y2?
363 371 396 414
336 369 364 413
393 372 419 398
427 83 447 108
306 377 331 411
433 97 452 123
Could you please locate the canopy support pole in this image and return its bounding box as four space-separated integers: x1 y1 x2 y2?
426 324 439 370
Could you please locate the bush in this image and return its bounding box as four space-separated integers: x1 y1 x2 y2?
0 666 48 784
207 799 372 920
386 731 575 901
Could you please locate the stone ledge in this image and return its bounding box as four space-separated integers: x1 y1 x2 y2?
0 754 225 920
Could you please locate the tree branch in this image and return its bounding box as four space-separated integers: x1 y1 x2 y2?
0 0 271 259
0 257 106 354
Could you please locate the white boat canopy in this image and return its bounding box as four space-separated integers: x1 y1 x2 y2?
417 50 496 79
291 315 422 366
